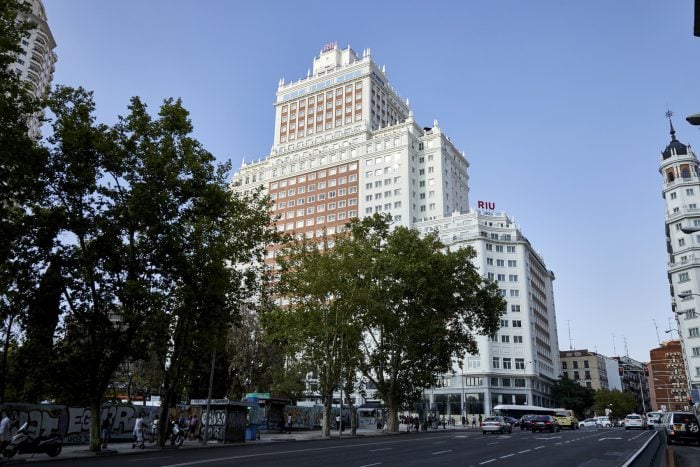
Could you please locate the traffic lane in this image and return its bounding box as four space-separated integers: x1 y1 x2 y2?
153 429 616 467
473 427 655 466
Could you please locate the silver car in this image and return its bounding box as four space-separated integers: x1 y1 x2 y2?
481 416 513 434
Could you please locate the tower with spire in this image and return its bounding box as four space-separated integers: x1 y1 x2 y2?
660 112 700 401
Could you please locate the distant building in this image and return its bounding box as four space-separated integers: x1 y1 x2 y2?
559 350 609 390
648 340 690 412
10 0 57 139
614 356 652 414
605 357 623 391
416 210 561 416
658 118 700 398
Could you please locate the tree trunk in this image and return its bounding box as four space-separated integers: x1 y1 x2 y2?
386 402 399 433
322 393 332 438
89 399 102 452
0 313 15 404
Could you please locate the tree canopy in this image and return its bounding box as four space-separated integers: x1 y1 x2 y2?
267 214 505 433
551 377 595 418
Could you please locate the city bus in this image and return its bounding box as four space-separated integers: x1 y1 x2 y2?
492 404 562 419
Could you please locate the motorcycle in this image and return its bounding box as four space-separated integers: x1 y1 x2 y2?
3 421 62 458
169 420 185 447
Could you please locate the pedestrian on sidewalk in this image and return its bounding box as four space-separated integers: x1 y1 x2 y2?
101 414 112 449
133 412 145 449
471 416 476 429
287 413 292 434
0 412 12 452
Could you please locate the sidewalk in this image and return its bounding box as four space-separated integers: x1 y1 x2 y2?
0 425 471 464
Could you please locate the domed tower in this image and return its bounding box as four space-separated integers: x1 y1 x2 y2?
660 114 699 400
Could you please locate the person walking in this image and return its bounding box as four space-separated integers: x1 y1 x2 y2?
471 415 477 429
189 414 198 440
101 414 112 449
0 412 12 451
133 412 145 449
287 413 293 434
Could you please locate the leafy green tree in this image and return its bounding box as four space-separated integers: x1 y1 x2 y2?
594 388 637 419
266 235 360 437
0 0 49 404
269 214 505 433
338 215 504 432
550 377 595 418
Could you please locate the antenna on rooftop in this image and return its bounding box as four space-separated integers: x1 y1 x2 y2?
612 333 617 356
567 320 573 350
653 319 660 345
623 336 629 357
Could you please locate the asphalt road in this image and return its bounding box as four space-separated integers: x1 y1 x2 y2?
41 427 655 467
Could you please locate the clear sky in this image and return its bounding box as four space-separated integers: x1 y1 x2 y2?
43 0 700 363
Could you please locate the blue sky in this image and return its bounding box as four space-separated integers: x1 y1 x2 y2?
43 0 700 363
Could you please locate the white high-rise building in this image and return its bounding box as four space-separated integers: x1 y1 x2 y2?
232 43 469 238
232 45 561 416
659 119 700 396
415 210 561 414
10 0 57 139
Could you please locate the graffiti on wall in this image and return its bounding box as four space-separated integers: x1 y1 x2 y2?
0 403 161 444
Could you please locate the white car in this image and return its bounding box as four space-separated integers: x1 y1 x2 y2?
624 413 647 430
481 416 513 434
579 418 600 428
595 416 612 427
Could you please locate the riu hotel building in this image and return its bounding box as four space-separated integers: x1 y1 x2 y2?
232 44 561 416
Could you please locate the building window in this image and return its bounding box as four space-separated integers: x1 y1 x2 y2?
515 378 526 388
511 305 520 312
512 320 522 328
679 272 690 282
690 328 700 337
694 347 700 357
496 259 505 267
584 360 589 368
500 319 509 328
585 371 591 380
573 361 579 369
513 336 523 344
501 335 510 343
497 274 506 281
492 357 500 369
515 358 525 370
574 371 580 380
562 362 568 369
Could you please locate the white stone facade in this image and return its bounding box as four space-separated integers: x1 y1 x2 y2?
11 0 57 139
414 211 561 416
659 122 700 394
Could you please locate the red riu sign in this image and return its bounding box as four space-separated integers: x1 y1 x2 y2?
322 42 335 52
477 200 495 210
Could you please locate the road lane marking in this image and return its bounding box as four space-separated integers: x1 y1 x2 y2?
518 449 531 453
500 454 515 459
598 437 622 441
130 458 173 462
487 442 498 445
432 441 447 444
479 460 496 465
369 448 392 452
360 464 382 467
534 445 545 450
432 450 453 455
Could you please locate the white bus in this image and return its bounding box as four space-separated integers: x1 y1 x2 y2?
492 404 563 419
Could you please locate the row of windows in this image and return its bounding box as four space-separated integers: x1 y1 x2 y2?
280 115 363 142
486 244 517 253
269 164 358 189
486 258 518 267
364 202 402 213
498 335 524 344
281 82 363 111
365 190 401 201
490 378 527 388
561 360 590 369
273 184 358 201
365 177 402 189
276 199 358 218
562 370 592 380
492 357 527 370
496 289 520 298
277 210 358 231
500 319 523 328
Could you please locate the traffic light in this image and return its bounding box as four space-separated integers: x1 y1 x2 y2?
618 366 624 377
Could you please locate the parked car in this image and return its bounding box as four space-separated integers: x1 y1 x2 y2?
595 416 612 427
502 416 520 428
519 415 535 430
624 413 647 430
659 412 700 445
579 418 600 428
554 412 579 430
481 416 513 435
530 415 560 432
